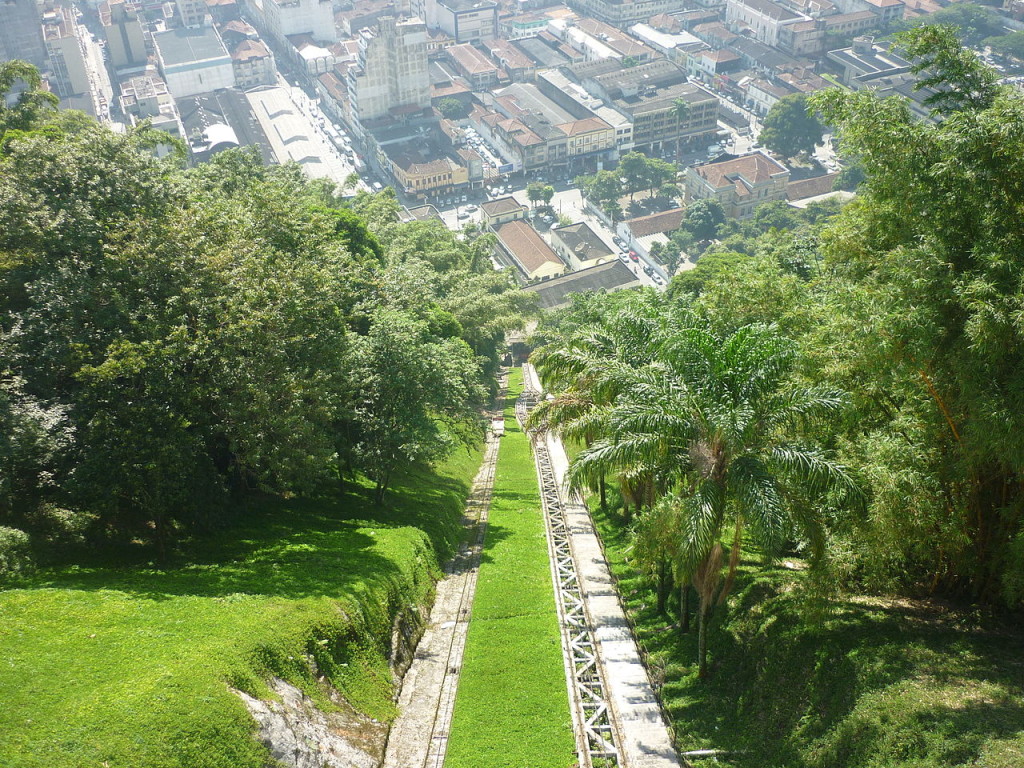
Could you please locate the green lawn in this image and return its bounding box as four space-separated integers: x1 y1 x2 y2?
445 368 576 768
590 500 1024 768
0 449 482 768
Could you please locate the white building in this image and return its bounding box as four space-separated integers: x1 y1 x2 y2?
252 0 337 47
154 26 235 99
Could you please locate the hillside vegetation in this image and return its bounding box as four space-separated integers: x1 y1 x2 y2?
0 61 527 765
528 27 1024 768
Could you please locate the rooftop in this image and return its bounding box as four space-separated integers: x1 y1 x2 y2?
624 207 685 237
448 43 498 76
522 260 640 310
693 151 789 196
481 196 526 216
551 221 614 260
496 220 564 276
231 39 271 62
437 0 497 11
154 26 229 67
730 0 800 21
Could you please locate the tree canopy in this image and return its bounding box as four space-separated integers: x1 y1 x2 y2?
758 93 825 159
0 82 530 557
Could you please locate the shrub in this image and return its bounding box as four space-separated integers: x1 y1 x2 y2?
0 525 34 579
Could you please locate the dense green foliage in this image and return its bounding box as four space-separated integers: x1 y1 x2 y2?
0 72 530 560
446 369 575 768
759 93 826 159
0 448 481 768
592 504 1024 768
530 29 1024 708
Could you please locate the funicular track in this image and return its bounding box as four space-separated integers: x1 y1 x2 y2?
517 379 622 768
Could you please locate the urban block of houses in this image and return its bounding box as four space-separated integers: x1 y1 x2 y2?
685 151 790 218
549 221 616 270
470 82 616 172
495 219 567 281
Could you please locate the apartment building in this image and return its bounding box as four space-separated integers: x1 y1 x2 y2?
424 0 497 43
685 151 790 218
41 6 90 99
347 16 430 126
568 0 678 27
482 38 536 82
473 82 615 172
231 39 276 87
725 0 810 49
176 0 207 27
119 75 183 142
250 0 337 48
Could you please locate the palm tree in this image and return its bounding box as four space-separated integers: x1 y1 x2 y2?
670 98 691 165
570 319 855 677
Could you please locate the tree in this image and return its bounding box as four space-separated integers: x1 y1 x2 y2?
579 169 622 206
602 199 623 223
809 33 1024 606
683 198 726 240
572 318 851 676
349 308 483 503
759 93 825 159
437 97 468 120
895 25 999 114
669 97 691 164
0 61 58 139
897 2 1003 46
619 152 650 201
645 157 677 197
984 31 1024 61
526 181 546 207
540 184 555 206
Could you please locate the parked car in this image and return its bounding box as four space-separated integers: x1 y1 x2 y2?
617 251 630 263
643 264 654 276
612 236 625 248
652 273 665 286
628 251 639 262
465 204 478 212
461 195 468 203
457 210 470 219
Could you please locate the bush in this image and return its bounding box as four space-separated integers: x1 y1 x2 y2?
0 526 34 579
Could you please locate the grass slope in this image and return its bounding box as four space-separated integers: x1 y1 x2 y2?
0 449 482 768
445 368 575 768
591 502 1024 768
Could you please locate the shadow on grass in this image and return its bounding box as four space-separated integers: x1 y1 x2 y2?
27 460 474 602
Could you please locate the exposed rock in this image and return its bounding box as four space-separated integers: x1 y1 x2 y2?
236 678 385 768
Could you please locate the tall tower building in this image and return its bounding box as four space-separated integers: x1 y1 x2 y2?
41 4 90 98
347 16 429 126
0 0 47 68
100 0 147 69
